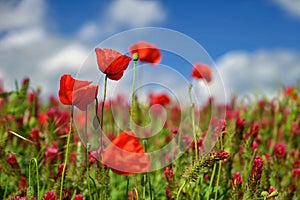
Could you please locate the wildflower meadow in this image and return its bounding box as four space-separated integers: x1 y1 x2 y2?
0 40 299 200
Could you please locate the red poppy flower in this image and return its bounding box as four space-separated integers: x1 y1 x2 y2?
149 93 171 106
102 131 150 175
58 74 98 111
95 48 132 80
284 86 297 100
191 63 212 83
129 41 161 64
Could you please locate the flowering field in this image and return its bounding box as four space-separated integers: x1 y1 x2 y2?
0 41 300 200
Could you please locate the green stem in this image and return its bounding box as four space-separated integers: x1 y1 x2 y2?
133 188 139 200
86 143 92 200
59 106 73 200
85 107 90 199
143 140 152 199
93 75 108 167
148 174 153 200
126 176 130 198
3 181 7 199
176 180 187 200
130 56 138 130
214 160 222 200
207 163 217 200
30 158 40 200
188 84 198 160
212 132 224 200
100 75 108 154
101 75 108 129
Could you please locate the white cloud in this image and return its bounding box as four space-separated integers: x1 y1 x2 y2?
108 0 166 27
42 44 90 71
0 27 45 48
272 0 300 19
77 22 100 41
2 0 299 106
77 0 167 42
0 0 168 100
0 0 44 31
213 49 300 100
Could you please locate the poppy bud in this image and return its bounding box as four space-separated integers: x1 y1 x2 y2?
133 53 139 61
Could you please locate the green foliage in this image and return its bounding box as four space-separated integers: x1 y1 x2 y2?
0 79 299 199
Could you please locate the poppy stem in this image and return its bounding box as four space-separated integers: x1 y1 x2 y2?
143 140 152 199
126 176 130 198
101 75 108 129
130 53 138 130
100 75 108 156
86 143 93 200
188 84 198 160
59 105 73 200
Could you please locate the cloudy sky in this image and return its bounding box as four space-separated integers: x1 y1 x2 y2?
0 0 300 104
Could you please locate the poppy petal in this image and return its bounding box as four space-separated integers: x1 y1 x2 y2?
73 85 99 111
95 48 131 81
191 63 212 83
58 74 98 110
129 41 161 64
102 131 150 175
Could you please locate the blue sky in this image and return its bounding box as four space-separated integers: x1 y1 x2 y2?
0 0 300 103
47 0 300 58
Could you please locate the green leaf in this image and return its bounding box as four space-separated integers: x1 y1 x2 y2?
0 91 13 98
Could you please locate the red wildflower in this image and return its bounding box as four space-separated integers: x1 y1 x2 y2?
292 168 300 179
129 41 161 64
231 172 243 187
235 118 246 134
18 176 27 190
74 194 84 200
164 167 174 182
274 142 286 159
128 190 137 200
251 156 264 178
250 122 259 138
38 112 48 126
6 154 19 169
57 163 66 177
102 131 150 175
95 48 131 80
215 150 230 160
191 63 212 83
43 190 56 200
149 93 171 106
30 128 40 142
45 143 58 161
247 156 264 193
268 186 277 194
58 74 98 111
284 86 297 100
49 95 59 107
166 187 172 200
252 141 258 151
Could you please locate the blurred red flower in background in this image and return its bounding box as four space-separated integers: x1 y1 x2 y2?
95 48 131 80
284 85 298 101
149 93 171 106
129 41 161 64
102 131 150 175
191 63 212 83
6 154 19 169
58 74 98 111
43 190 56 200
